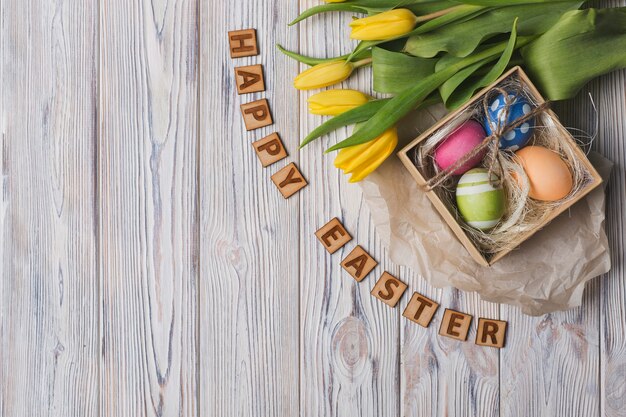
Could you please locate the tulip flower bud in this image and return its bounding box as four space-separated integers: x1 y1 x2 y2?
334 127 398 182
307 89 370 116
294 61 354 90
350 9 418 41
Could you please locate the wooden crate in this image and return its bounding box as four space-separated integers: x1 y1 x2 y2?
397 67 603 266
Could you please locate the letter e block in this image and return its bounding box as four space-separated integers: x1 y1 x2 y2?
402 292 439 328
475 318 507 348
371 272 408 308
315 218 352 254
252 133 287 167
234 64 265 94
241 99 273 131
341 245 377 282
228 29 258 58
271 162 307 199
439 309 473 341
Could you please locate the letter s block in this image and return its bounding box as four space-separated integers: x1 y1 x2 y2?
228 29 259 58
315 218 352 254
402 292 439 328
371 272 408 308
241 99 273 131
252 133 287 167
271 162 307 199
475 318 507 348
439 309 473 341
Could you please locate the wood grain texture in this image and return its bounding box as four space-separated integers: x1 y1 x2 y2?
99 0 198 415
0 1 99 415
199 0 300 416
298 2 401 416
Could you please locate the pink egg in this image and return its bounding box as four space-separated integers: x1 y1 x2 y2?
434 120 487 175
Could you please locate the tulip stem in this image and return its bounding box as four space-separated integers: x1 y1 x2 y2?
415 5 467 23
353 57 373 68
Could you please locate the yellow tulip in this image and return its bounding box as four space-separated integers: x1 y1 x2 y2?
335 127 398 182
350 9 418 41
294 61 354 90
308 89 370 116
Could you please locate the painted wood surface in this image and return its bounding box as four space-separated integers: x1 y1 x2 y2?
99 0 198 415
0 1 99 416
0 0 625 416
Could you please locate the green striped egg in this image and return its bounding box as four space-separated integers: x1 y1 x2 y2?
455 168 505 231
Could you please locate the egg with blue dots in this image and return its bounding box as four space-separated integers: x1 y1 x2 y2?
484 92 535 152
456 168 506 231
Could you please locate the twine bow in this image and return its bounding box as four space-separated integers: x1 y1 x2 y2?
425 86 550 191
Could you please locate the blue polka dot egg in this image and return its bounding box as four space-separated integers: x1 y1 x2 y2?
484 92 535 151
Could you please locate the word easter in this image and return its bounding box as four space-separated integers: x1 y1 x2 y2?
316 217 508 348
228 28 307 199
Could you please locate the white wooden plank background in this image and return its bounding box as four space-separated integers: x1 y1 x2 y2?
1 0 625 416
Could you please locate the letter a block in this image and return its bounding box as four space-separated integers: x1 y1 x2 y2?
371 272 408 308
315 218 352 254
234 64 265 94
439 309 473 341
271 162 307 199
402 292 439 328
241 99 273 131
475 318 507 348
252 133 287 167
228 29 258 58
341 245 377 282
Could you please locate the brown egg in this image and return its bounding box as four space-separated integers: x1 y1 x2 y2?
514 146 573 201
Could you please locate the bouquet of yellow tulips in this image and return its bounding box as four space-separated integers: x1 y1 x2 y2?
279 1 626 182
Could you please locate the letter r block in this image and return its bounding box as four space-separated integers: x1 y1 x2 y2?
241 99 273 131
439 309 473 341
475 318 507 348
315 218 352 254
228 29 258 58
402 292 439 328
271 162 307 199
252 133 287 167
371 272 408 308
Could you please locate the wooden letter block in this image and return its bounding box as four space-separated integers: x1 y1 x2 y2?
241 99 273 131
371 272 408 308
234 64 265 94
341 245 377 282
315 218 352 254
228 29 258 58
271 162 307 199
439 309 473 341
402 292 439 328
475 318 507 348
252 133 287 167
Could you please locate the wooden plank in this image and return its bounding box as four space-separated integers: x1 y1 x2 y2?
298 1 400 416
595 69 626 417
99 0 198 414
400 276 501 417
0 1 99 415
199 0 300 416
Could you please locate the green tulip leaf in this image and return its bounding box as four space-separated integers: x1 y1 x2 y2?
405 1 582 58
300 99 390 148
372 47 437 94
521 7 626 100
276 44 371 66
327 29 519 151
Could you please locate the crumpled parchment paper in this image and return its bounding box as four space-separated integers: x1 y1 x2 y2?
359 105 612 316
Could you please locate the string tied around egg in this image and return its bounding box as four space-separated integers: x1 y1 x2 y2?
424 86 551 192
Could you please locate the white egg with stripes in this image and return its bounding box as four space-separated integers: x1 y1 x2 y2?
455 168 506 231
